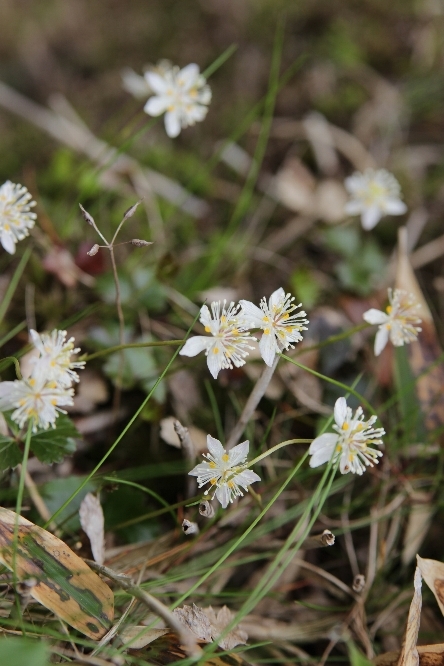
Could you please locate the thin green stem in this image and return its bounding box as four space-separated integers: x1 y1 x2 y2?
204 379 224 443
0 246 32 325
101 476 177 524
12 420 33 634
247 438 312 467
45 313 200 528
293 323 370 357
202 44 238 79
0 321 27 349
280 353 376 416
82 339 183 362
170 451 309 610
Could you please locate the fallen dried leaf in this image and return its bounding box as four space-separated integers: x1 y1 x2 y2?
79 493 105 565
0 507 113 639
417 555 444 617
402 491 433 566
397 566 422 666
119 626 168 649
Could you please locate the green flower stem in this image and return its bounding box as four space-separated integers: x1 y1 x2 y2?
81 339 183 362
170 451 309 610
0 245 32 325
45 313 199 529
12 420 33 632
247 438 312 467
280 353 376 416
293 322 370 357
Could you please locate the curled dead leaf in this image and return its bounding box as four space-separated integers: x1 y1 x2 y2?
0 507 113 639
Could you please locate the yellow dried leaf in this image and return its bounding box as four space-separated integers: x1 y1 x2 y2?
0 507 113 639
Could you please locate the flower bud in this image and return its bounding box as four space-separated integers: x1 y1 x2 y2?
131 239 153 247
182 519 199 535
198 500 215 518
79 203 95 226
87 244 100 256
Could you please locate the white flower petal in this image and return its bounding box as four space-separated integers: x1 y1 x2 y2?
308 432 339 454
1 230 16 254
269 288 286 309
188 462 211 477
144 96 169 117
232 469 261 488
361 205 382 230
178 63 199 88
207 435 225 459
199 304 212 329
145 71 169 94
344 200 363 216
334 397 348 427
238 300 264 328
228 440 249 467
180 337 211 357
374 326 389 356
309 444 336 468
216 485 231 508
259 331 277 367
384 198 407 216
164 110 182 138
363 308 388 325
206 348 223 379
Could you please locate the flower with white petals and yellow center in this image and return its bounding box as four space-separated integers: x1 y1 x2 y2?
29 329 85 388
0 376 74 432
189 435 261 508
180 301 256 379
239 288 309 367
143 62 211 138
363 288 422 356
0 181 37 254
344 168 407 230
309 397 384 475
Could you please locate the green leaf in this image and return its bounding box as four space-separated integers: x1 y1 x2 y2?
346 640 373 666
0 435 22 470
0 637 50 666
30 414 79 464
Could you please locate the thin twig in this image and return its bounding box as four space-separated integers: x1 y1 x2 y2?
85 560 199 657
226 356 279 449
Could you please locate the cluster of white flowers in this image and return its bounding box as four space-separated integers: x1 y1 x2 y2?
180 288 309 378
0 330 84 432
0 181 36 254
363 288 422 356
344 168 407 230
309 397 385 475
189 435 260 508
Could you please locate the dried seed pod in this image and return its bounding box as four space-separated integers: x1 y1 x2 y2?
79 203 95 227
320 529 335 546
199 500 215 518
182 519 199 535
87 244 100 256
131 239 153 247
353 574 365 593
123 200 142 221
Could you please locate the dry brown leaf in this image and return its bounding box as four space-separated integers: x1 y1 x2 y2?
272 157 316 215
417 556 444 617
173 604 214 643
0 506 113 639
79 493 105 565
203 605 248 650
375 644 444 666
119 626 168 649
159 417 207 454
397 566 422 666
402 491 433 566
396 227 444 431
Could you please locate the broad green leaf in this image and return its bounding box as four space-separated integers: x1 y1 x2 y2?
30 414 79 464
0 435 22 470
0 637 50 666
0 507 114 639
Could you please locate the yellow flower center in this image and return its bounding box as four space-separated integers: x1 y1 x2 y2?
205 326 211 332
210 478 217 485
263 328 270 335
209 462 216 469
386 305 392 314
342 423 349 431
222 454 229 462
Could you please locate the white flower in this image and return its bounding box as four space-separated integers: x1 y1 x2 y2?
179 301 256 379
344 168 407 230
189 435 261 508
0 181 37 254
0 376 74 432
239 288 309 367
363 289 422 356
309 397 384 475
144 62 211 138
29 329 85 388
